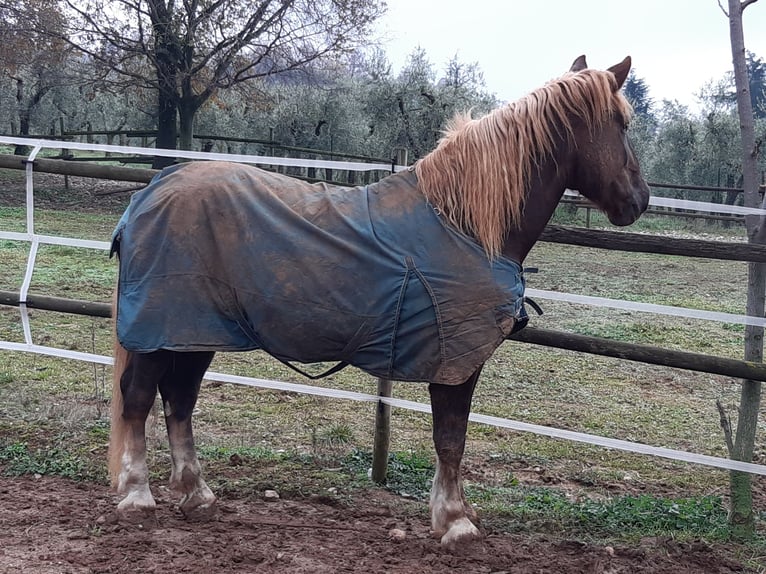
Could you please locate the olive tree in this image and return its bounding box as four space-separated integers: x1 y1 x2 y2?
0 0 71 152
4 0 386 166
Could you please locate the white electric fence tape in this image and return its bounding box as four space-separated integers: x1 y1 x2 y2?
649 196 766 216
25 144 41 232
526 288 766 328
0 341 114 365
564 189 766 216
0 135 403 173
18 238 37 345
18 144 43 345
2 137 766 476
0 231 111 250
1 340 762 476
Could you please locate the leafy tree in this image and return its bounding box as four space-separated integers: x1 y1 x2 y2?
52 75 157 146
2 0 386 167
708 51 766 118
622 71 657 173
361 48 496 160
623 70 654 119
0 0 71 152
391 47 440 158
234 50 495 161
645 101 697 189
746 51 766 117
699 109 743 201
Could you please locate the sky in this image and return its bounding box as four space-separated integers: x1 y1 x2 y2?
374 0 766 110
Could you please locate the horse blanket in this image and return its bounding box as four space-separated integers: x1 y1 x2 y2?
111 162 526 385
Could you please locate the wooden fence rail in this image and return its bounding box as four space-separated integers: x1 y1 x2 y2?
0 154 157 183
1 289 763 383
0 155 763 264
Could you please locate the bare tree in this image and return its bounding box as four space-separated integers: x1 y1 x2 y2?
0 0 71 153
719 0 763 541
5 0 385 167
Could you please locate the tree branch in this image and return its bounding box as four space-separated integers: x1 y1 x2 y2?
741 0 759 10
718 0 729 16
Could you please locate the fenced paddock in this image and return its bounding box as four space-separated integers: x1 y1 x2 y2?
1 136 766 492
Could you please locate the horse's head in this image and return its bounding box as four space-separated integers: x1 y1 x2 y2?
565 56 650 226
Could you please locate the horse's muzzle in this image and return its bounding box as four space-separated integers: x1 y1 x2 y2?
607 181 650 226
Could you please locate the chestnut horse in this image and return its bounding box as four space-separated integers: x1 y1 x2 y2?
109 56 649 546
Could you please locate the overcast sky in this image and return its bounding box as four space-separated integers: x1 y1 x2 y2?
374 0 766 109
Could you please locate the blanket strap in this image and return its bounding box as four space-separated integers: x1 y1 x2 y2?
273 358 350 380
266 320 372 380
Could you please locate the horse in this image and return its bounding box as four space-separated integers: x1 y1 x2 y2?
108 55 650 546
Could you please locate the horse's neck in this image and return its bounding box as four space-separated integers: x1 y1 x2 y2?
501 154 569 264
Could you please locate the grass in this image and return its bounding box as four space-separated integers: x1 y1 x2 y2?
475 486 732 541
552 204 748 242
346 449 435 500
0 176 764 548
0 441 91 480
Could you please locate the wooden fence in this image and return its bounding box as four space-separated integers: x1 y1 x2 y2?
1 152 764 481
0 153 762 379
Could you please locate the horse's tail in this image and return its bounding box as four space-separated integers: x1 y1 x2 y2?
108 290 130 488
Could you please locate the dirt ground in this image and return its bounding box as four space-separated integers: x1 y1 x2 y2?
0 474 749 574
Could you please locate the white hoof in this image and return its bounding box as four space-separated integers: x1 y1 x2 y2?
116 487 157 524
439 517 481 547
179 487 218 521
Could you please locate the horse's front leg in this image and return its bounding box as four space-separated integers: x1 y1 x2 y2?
158 350 217 520
428 367 482 546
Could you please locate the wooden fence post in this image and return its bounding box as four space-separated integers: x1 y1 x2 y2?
394 147 408 170
59 117 70 190
371 378 393 484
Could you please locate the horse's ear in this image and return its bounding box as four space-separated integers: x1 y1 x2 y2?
569 55 587 73
607 56 632 89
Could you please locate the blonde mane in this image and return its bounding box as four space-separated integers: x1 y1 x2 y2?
414 69 633 258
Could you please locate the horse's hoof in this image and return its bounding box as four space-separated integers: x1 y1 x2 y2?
116 487 157 526
439 517 481 548
179 493 218 521
180 501 218 521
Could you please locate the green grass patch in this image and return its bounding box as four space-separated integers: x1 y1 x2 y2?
550 207 747 241
0 207 26 232
345 449 435 500
472 485 731 541
198 444 287 462
0 441 93 480
342 448 733 540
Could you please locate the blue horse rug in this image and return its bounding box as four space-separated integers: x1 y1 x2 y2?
111 162 526 385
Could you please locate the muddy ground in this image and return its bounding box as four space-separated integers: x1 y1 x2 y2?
0 473 749 574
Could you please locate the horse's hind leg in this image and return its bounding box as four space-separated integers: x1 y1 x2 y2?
112 350 172 520
157 350 217 520
429 367 482 546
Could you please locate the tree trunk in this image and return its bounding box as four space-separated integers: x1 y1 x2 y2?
152 73 177 169
725 0 764 541
149 0 179 169
13 78 29 156
178 99 198 152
